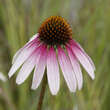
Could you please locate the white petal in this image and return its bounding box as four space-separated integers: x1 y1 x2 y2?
71 44 95 80
12 33 39 64
8 43 38 78
47 47 60 95
66 46 83 90
16 54 36 84
31 46 47 90
0 72 7 82
58 47 77 92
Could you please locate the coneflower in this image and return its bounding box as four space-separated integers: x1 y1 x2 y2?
8 16 95 95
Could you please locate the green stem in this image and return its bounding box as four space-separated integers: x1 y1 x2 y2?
37 72 47 110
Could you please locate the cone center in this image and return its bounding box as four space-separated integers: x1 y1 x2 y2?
38 16 72 46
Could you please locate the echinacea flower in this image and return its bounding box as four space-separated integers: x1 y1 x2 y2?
8 16 95 95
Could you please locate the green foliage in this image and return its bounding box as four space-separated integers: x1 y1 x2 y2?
0 0 110 110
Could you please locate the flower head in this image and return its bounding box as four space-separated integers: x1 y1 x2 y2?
8 16 95 95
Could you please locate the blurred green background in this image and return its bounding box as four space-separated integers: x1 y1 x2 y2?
0 0 110 110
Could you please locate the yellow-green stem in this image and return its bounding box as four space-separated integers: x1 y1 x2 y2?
37 72 47 110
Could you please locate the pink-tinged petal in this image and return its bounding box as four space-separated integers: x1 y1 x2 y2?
77 43 95 71
70 40 95 71
8 42 39 78
31 46 47 90
16 54 36 84
16 45 43 84
69 40 95 79
47 47 60 95
58 47 77 92
12 33 39 64
66 46 83 90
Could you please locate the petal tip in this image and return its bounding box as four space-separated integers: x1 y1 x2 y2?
31 85 36 90
78 85 83 90
16 78 24 85
50 88 59 95
16 80 21 85
51 92 58 95
49 85 59 96
71 89 76 93
91 74 95 80
69 86 77 93
8 73 12 78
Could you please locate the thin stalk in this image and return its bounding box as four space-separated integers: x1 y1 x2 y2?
37 72 47 110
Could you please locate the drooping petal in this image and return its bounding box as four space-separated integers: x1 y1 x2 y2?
70 40 95 70
12 33 39 64
77 43 95 71
47 47 60 95
69 40 95 79
31 45 47 90
8 41 40 78
58 46 77 92
66 45 83 90
16 53 36 84
16 45 42 84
